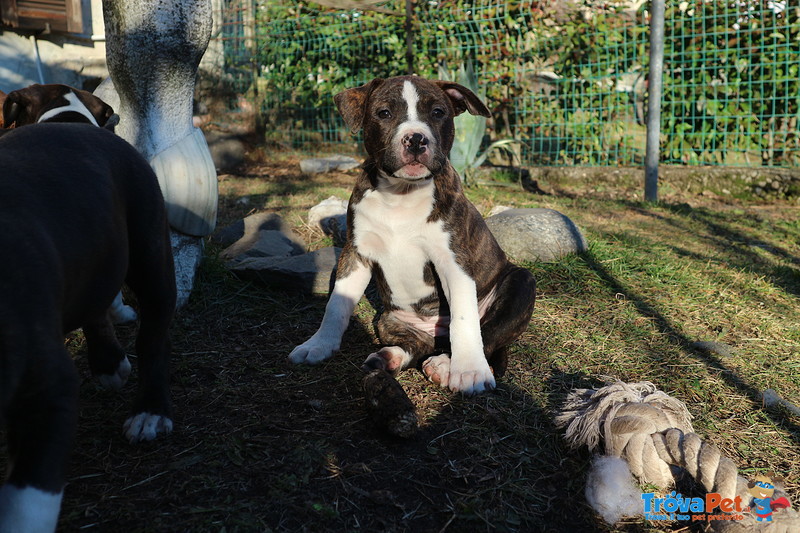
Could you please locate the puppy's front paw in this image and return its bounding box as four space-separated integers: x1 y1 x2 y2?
123 412 173 443
447 356 495 396
289 337 338 365
97 356 131 390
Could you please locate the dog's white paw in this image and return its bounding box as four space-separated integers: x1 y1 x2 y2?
109 292 137 324
0 485 62 533
288 337 338 365
447 356 495 395
123 413 173 443
422 354 451 386
97 356 132 390
363 346 412 372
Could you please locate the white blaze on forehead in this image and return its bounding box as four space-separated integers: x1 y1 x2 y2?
394 80 435 154
402 80 419 121
37 91 99 126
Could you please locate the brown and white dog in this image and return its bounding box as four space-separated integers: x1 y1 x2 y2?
2 83 115 128
1 84 135 324
0 123 176 531
290 76 536 395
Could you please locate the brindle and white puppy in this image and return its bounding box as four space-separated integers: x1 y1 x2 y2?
290 76 536 395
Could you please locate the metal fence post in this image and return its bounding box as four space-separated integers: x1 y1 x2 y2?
405 0 414 74
645 0 665 202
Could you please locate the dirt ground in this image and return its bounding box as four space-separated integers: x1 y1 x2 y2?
4 153 799 532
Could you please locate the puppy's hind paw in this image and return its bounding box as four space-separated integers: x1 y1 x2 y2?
362 346 412 373
123 412 173 443
422 354 451 387
109 292 137 324
97 356 131 391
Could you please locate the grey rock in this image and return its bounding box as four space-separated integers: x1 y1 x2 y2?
691 341 736 358
309 196 348 246
211 212 303 250
489 205 512 217
321 214 348 246
486 208 588 262
222 229 305 260
229 247 341 295
309 196 348 226
205 130 246 171
300 155 360 174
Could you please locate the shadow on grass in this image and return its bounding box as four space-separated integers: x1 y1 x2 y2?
580 249 800 444
629 202 800 297
55 250 613 532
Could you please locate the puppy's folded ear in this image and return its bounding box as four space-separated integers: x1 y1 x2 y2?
334 78 384 134
3 93 28 127
3 84 57 126
433 81 491 118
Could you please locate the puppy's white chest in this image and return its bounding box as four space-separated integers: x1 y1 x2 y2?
352 186 449 309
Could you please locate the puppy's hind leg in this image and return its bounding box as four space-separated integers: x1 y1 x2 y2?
369 312 438 374
480 266 536 377
0 342 78 532
84 315 131 390
123 222 177 443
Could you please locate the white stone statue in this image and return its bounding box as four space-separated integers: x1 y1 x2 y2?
97 0 218 308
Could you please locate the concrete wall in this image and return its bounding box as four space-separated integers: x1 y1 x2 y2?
0 0 108 93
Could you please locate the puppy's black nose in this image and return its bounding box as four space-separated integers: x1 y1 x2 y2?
403 132 428 155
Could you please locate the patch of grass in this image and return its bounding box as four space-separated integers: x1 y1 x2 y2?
17 155 800 532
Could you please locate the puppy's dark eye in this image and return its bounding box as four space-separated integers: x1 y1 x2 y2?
377 109 392 119
432 108 446 119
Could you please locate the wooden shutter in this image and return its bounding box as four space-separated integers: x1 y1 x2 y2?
0 0 83 34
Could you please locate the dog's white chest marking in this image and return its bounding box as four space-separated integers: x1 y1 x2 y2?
353 182 449 310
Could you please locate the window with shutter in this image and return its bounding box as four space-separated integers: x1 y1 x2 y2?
0 0 83 34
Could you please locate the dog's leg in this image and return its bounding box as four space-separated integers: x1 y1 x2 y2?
430 257 496 395
122 226 176 443
289 253 372 364
0 344 78 532
0 485 63 533
372 313 453 388
479 266 536 377
84 315 131 390
365 312 439 372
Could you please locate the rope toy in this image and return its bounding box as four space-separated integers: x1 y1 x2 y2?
555 380 800 531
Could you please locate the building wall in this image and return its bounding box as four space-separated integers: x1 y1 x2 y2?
0 0 107 93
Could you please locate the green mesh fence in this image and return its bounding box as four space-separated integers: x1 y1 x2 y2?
662 2 799 166
209 0 800 167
